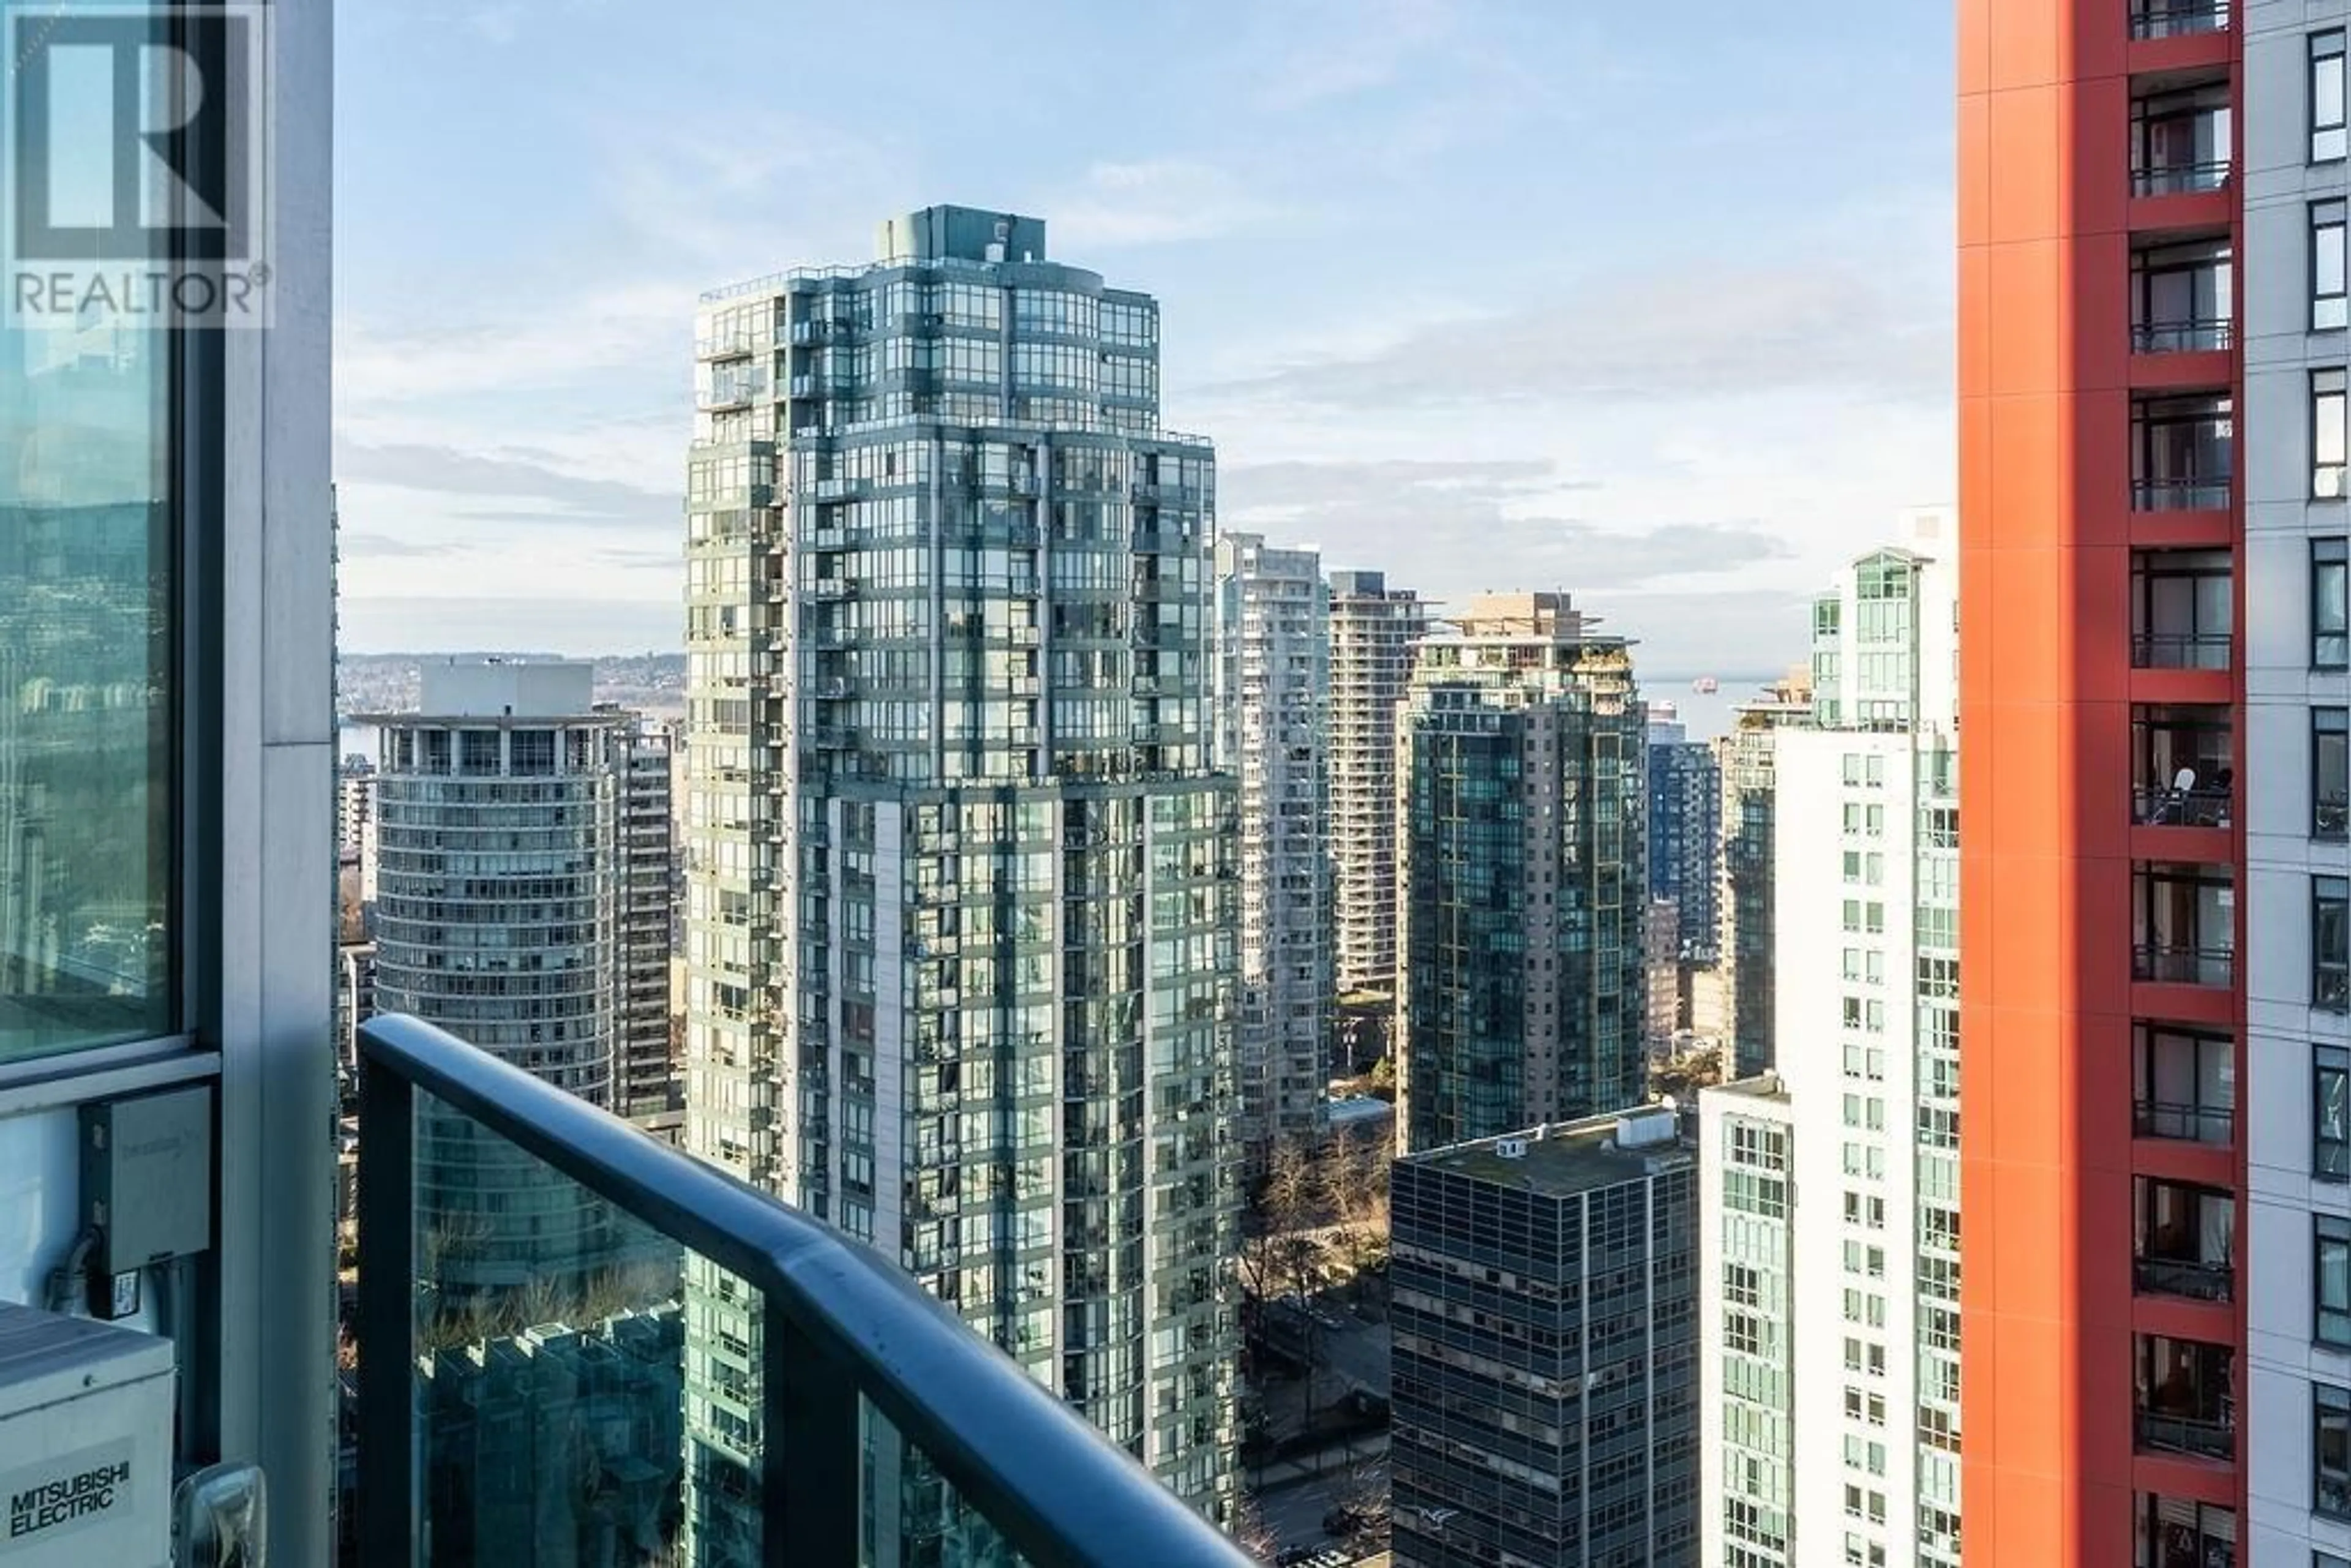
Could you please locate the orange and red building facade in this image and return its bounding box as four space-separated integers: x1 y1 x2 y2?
1964 0 2351 1559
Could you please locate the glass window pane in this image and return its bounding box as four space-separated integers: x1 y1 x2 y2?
0 328 172 1050
2322 1052 2351 1180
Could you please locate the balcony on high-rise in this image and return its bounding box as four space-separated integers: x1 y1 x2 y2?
2132 862 2235 988
2131 549 2233 669
2132 1176 2233 1299
2131 704 2233 825
2130 238 2233 354
2132 1024 2233 1145
2131 400 2234 512
2133 1334 2235 1460
353 1015 1250 1567
2129 81 2232 196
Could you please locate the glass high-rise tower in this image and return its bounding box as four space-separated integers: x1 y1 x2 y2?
683 207 1239 1542
1395 592 1648 1152
1214 533 1330 1158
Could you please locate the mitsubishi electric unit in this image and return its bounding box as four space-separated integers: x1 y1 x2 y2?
0 1304 173 1567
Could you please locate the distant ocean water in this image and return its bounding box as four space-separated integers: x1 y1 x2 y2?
1651 675 1783 745
341 677 1774 762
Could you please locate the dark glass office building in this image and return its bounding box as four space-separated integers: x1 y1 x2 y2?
1389 1112 1698 1568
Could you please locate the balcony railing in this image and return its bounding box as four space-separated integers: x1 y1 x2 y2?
2132 319 2234 354
2134 1409 2235 1460
2134 784 2231 825
2129 0 2229 37
2134 1255 2234 1300
2131 632 2232 670
2132 477 2233 511
2132 160 2232 197
355 1014 1247 1568
2134 943 2235 987
2133 1098 2233 1144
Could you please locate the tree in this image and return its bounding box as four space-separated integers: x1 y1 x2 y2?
1323 1125 1390 1297
1227 1493 1283 1563
1366 1054 1397 1102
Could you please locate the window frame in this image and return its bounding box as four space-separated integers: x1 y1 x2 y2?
2322 1214 2351 1348
2320 1381 2351 1520
2322 710 2350 841
2322 369 2350 498
2320 29 2349 163
2319 876 2351 1013
2319 200 2350 331
2318 538 2350 670
2325 1047 2351 1183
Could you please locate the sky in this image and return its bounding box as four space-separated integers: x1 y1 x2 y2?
333 0 1954 678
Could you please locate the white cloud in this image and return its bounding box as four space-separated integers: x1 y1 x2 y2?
465 5 521 44
1049 161 1277 250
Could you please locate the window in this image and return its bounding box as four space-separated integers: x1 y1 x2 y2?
2320 1383 2351 1518
2319 1553 2351 1568
2321 201 2350 331
2323 370 2349 498
2325 712 2351 840
2324 1048 2351 1182
2323 1216 2351 1348
2323 877 2351 1012
2319 539 2350 668
2322 31 2349 162
0 172 174 1062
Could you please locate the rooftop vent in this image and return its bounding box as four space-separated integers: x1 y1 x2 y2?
1494 1138 1528 1160
1615 1108 1676 1149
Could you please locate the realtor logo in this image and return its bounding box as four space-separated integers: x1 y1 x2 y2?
2 2 272 327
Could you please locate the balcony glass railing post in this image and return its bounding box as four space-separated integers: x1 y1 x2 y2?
355 1014 1248 1568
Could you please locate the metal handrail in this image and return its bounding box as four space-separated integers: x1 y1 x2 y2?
2133 1408 2234 1459
2133 1254 2234 1300
355 1013 1246 1568
2130 632 2233 670
2131 476 2233 512
2132 1098 2234 1143
2131 319 2234 353
2132 159 2233 197
2133 943 2234 986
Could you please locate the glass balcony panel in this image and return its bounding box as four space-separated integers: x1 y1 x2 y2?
869 1401 1027 1567
410 1089 762 1566
359 1018 1248 1568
